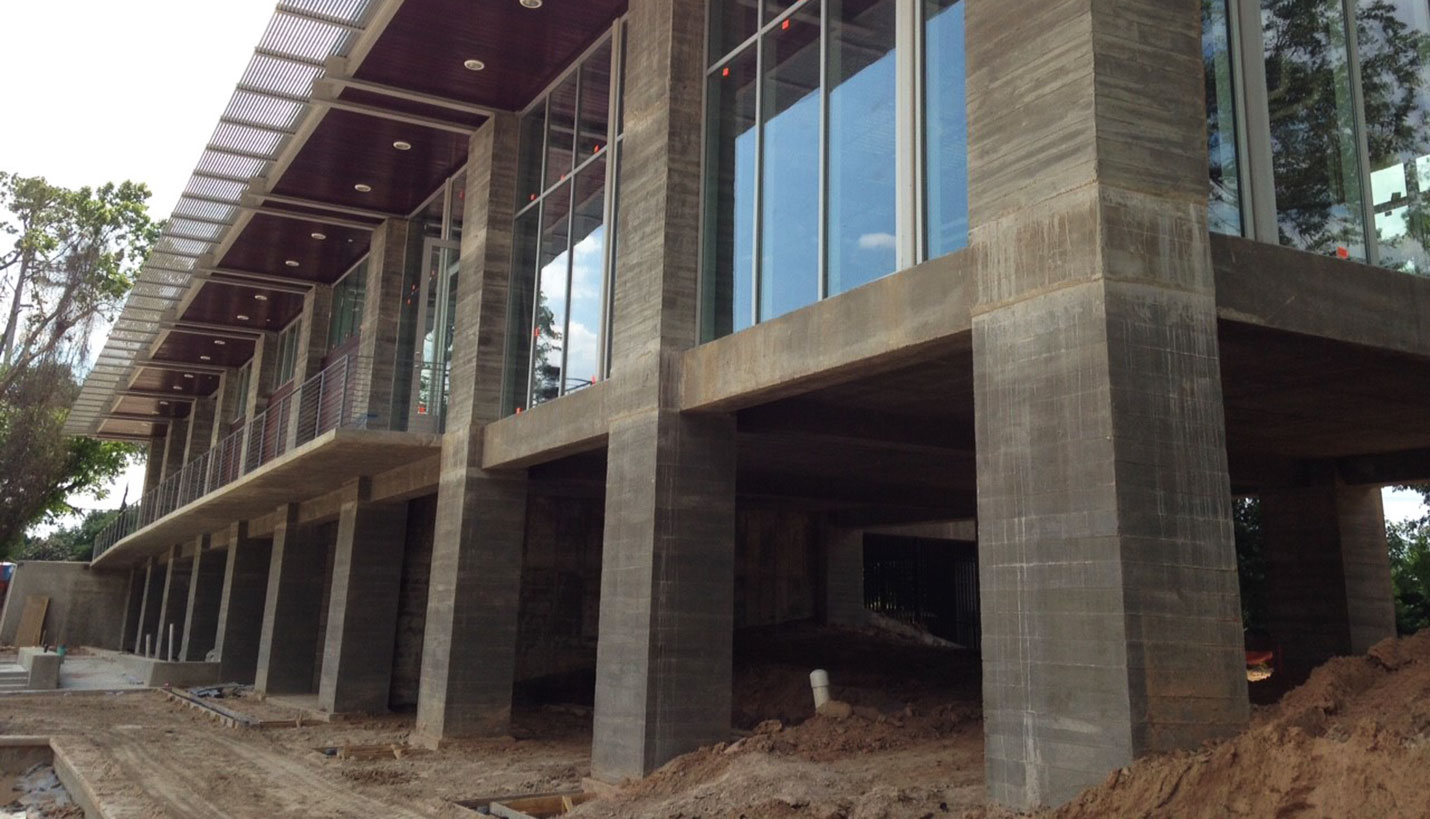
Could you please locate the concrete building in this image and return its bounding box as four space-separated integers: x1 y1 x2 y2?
65 0 1430 809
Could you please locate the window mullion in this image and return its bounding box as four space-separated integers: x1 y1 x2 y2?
753 33 766 326
1236 0 1278 244
1341 0 1379 266
817 0 830 301
894 0 919 270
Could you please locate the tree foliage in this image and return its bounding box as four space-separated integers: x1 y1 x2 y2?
0 173 156 557
1388 485 1430 634
12 507 123 562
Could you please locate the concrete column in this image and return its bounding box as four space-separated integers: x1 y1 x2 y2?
161 417 189 481
180 536 225 662
143 437 166 497
354 219 417 430
824 527 866 628
185 396 217 462
589 0 738 782
211 370 243 448
967 0 1247 807
1262 472 1396 680
155 546 193 661
592 410 737 781
318 484 408 713
214 522 272 684
120 567 146 653
416 115 530 742
254 505 328 694
285 284 334 449
133 559 161 654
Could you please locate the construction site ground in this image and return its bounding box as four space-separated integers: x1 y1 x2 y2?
3 624 1429 818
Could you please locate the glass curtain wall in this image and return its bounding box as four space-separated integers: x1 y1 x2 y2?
702 0 968 341
1360 0 1430 274
1205 0 1430 274
1205 0 1245 235
327 258 367 353
506 33 624 414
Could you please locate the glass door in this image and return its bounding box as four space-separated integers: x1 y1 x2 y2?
409 238 460 433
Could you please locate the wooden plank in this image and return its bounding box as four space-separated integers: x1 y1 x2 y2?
14 597 49 647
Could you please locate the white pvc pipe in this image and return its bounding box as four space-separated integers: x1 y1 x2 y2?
809 669 831 709
168 624 175 663
144 634 151 658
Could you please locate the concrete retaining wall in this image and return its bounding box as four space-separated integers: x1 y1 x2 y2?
0 561 129 649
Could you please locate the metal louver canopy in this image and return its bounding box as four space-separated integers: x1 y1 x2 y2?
65 0 381 439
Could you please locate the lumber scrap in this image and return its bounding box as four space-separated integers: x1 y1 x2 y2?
14 597 49 648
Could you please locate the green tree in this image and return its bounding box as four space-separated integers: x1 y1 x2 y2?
12 507 123 562
1388 485 1430 634
0 173 156 557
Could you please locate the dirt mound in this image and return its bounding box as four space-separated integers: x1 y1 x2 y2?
1050 630 1430 819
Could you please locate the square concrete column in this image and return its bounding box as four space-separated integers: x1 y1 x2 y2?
588 0 737 783
318 483 408 713
143 437 166 497
133 558 162 655
285 284 334 449
161 417 189 481
592 410 737 781
416 114 530 742
824 527 866 628
1262 470 1396 680
185 396 217 462
120 567 146 653
354 219 417 431
180 536 225 662
211 370 241 450
214 522 272 684
238 331 280 469
255 505 329 694
967 0 1248 807
154 546 193 661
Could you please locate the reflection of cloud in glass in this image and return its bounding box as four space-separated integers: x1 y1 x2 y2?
571 231 605 302
565 321 599 384
857 232 896 251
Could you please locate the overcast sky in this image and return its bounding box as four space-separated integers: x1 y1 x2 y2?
1 1 278 519
1 1 1426 530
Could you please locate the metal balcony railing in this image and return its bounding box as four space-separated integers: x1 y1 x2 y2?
91 355 381 561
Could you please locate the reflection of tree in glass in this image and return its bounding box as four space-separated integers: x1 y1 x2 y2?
1262 0 1430 256
1356 1 1430 270
531 293 563 405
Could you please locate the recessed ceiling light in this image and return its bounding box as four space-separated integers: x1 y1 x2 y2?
173 385 184 391
199 355 212 361
253 293 268 301
354 183 372 193
311 232 326 240
393 140 412 151
285 259 300 267
236 314 250 321
159 401 169 406
213 339 226 346
463 59 486 71
519 0 542 8
183 373 195 379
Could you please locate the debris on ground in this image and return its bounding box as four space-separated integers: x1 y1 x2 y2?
5 763 80 819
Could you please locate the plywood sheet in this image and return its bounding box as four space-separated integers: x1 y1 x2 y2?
14 596 49 647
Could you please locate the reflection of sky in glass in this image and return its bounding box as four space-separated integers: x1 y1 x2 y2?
1204 0 1242 235
925 1 968 259
567 225 604 388
734 129 755 330
1365 0 1430 275
828 1 897 296
760 25 821 323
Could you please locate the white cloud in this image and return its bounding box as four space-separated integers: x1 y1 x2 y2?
858 232 897 251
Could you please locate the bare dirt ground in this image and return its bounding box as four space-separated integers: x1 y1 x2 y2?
4 626 1427 817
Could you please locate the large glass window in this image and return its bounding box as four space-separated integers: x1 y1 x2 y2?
1205 0 1244 235
506 32 624 414
327 258 367 352
702 0 967 340
1261 0 1368 259
828 0 899 295
923 0 969 260
1359 0 1430 275
275 319 301 386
